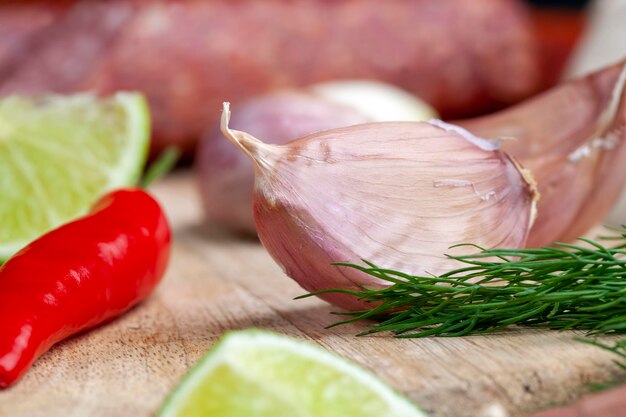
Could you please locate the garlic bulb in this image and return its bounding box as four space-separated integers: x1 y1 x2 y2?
459 60 626 246
220 103 538 309
196 81 436 234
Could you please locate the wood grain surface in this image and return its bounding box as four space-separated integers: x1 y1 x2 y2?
0 172 624 417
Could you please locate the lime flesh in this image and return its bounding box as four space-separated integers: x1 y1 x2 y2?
158 330 427 417
0 93 150 261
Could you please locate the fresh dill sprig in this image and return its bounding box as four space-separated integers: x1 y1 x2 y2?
300 228 626 337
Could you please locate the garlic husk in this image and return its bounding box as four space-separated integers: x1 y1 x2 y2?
459 60 626 247
221 103 538 310
196 82 437 234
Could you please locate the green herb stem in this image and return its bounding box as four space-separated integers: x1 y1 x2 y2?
301 228 626 337
141 147 181 188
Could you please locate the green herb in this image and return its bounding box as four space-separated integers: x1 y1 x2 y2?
299 228 626 338
141 147 181 188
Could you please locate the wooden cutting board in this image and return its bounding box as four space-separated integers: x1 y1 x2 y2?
0 172 623 417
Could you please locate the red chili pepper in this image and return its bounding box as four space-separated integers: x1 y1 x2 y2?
0 189 171 388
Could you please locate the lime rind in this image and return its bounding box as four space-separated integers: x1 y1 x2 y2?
0 92 150 261
158 330 427 417
104 92 151 189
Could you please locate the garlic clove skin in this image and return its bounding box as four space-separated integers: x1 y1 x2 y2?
221 103 538 310
197 81 437 235
459 60 626 247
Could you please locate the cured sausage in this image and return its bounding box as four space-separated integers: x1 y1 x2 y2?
0 0 541 153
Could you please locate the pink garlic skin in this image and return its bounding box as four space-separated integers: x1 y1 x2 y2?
459 60 626 246
249 123 537 310
196 93 370 233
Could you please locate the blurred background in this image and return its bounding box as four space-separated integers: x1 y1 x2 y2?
1 0 621 154
527 0 588 6
1 0 625 224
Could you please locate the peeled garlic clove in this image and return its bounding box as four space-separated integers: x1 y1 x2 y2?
197 82 437 235
220 103 538 310
459 60 626 246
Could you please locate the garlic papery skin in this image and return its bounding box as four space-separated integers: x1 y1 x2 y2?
197 81 437 235
459 60 626 247
220 103 538 310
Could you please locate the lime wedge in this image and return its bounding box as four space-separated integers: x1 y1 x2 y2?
158 330 427 417
0 93 150 261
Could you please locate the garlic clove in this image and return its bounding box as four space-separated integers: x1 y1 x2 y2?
565 62 626 240
197 81 437 235
196 92 371 234
221 103 538 310
459 60 626 247
310 80 438 123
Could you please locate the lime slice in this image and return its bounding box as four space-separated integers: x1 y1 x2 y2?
158 330 427 417
0 92 150 261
